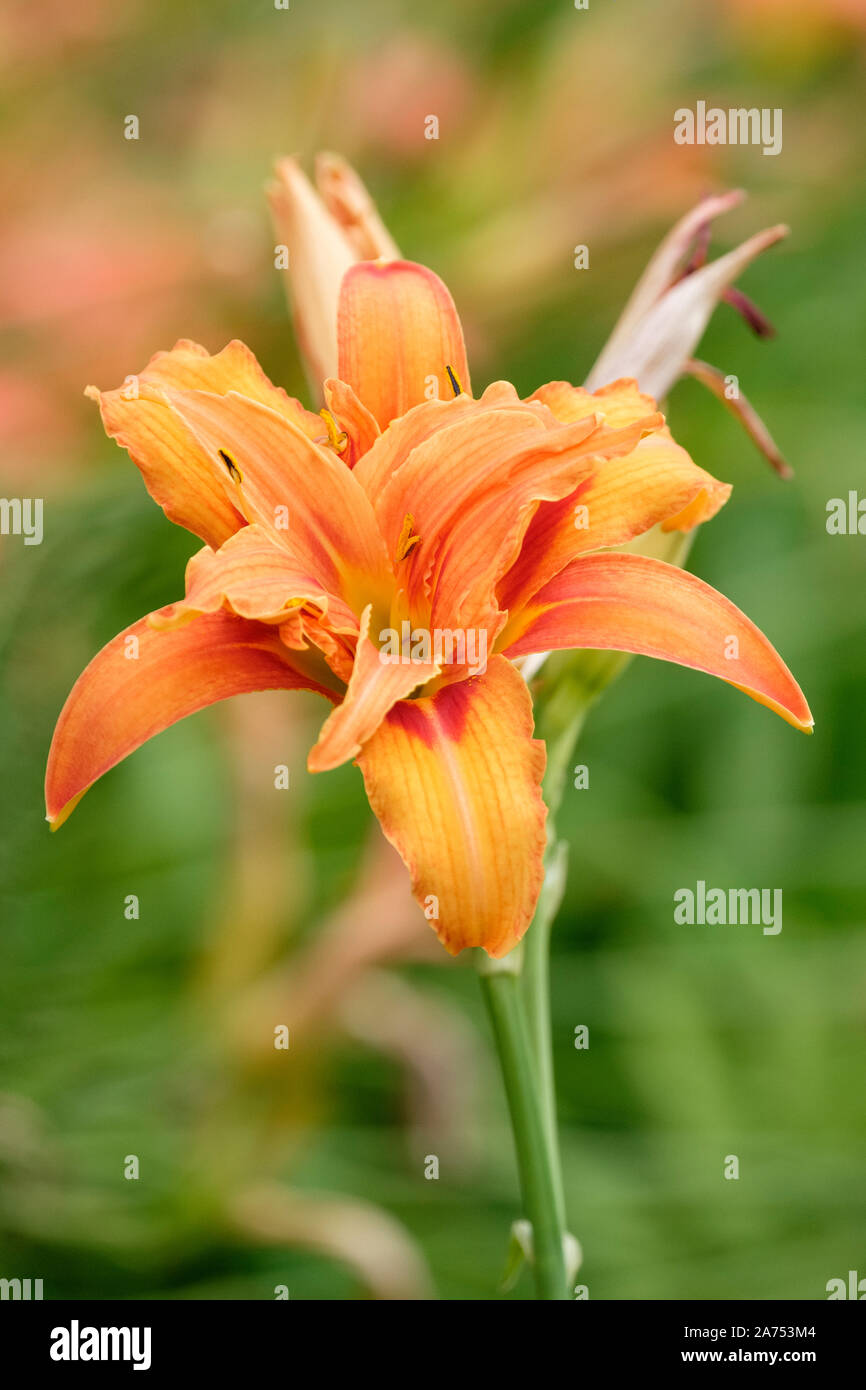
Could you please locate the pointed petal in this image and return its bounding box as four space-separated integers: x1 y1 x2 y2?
268 157 358 394
356 657 547 956
504 552 812 732
160 386 393 612
586 224 789 400
337 260 471 429
46 611 337 828
308 606 440 772
87 339 322 548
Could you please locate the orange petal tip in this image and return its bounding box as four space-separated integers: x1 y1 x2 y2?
45 787 88 832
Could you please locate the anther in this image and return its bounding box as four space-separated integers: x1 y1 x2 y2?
445 364 463 397
395 512 422 563
319 408 349 454
218 449 243 483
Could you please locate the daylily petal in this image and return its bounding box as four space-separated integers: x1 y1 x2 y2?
498 427 730 618
337 260 471 430
268 157 358 394
504 552 813 732
128 338 325 437
352 383 533 501
160 386 393 614
151 524 359 637
376 405 609 639
529 377 658 430
86 339 323 549
355 657 547 957
374 391 670 643
45 610 337 828
308 606 440 773
658 478 731 533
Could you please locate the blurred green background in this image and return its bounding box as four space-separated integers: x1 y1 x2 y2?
1 0 864 1299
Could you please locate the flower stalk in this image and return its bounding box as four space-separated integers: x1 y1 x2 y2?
476 948 569 1300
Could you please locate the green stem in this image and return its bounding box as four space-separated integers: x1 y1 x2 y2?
521 838 570 1229
477 954 568 1300
522 699 591 1232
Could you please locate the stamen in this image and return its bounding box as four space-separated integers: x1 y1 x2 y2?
684 358 792 479
445 364 463 397
395 512 422 562
218 449 243 483
721 287 776 339
319 408 349 454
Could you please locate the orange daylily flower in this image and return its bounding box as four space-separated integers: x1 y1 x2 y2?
45 259 812 957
